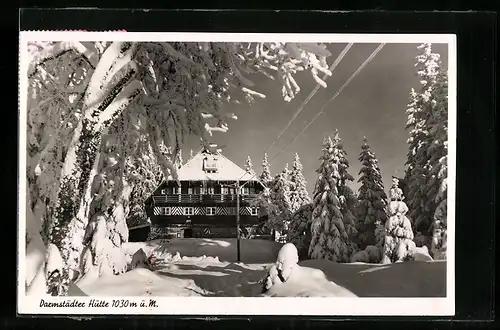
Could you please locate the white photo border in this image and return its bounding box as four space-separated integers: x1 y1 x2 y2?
18 31 457 316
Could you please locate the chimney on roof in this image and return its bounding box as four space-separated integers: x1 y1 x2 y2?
203 143 220 155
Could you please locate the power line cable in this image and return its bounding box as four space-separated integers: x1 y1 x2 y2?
229 43 385 189
232 43 355 186
269 43 386 164
264 43 354 154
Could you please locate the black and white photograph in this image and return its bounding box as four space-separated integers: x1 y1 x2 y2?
18 32 455 316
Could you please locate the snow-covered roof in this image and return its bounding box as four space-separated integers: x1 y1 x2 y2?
167 149 258 182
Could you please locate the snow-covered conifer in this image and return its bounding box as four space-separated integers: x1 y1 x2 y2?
333 132 358 255
404 43 447 235
268 164 292 236
309 133 355 262
431 147 447 259
426 69 448 258
260 153 273 185
245 156 256 175
383 177 416 263
356 137 388 249
288 153 311 214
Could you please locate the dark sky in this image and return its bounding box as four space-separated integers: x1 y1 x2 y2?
182 43 449 196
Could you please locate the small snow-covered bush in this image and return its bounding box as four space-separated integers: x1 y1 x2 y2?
414 246 433 261
128 248 148 270
394 239 417 262
261 243 300 293
350 245 382 264
365 245 382 263
351 250 369 263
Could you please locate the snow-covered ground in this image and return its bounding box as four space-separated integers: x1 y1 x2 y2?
74 238 446 298
296 259 446 297
77 238 280 297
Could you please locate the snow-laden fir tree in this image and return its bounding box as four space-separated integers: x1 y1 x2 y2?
404 43 447 235
288 153 311 214
333 132 359 256
356 137 388 249
309 133 356 262
250 163 291 241
249 153 274 234
430 143 447 259
25 41 335 295
260 153 273 185
286 153 312 245
245 156 256 175
382 177 415 263
426 67 448 259
268 164 292 240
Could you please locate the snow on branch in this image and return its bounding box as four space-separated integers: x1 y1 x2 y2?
71 42 99 68
241 87 266 99
244 42 333 102
28 41 97 78
95 79 143 132
200 112 238 120
204 122 229 136
86 42 137 105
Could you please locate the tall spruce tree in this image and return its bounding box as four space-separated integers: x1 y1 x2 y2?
426 63 448 254
260 153 273 185
334 132 359 254
268 164 292 235
309 133 354 262
288 153 311 214
249 153 275 235
245 156 256 175
405 43 447 234
431 143 447 258
356 137 388 249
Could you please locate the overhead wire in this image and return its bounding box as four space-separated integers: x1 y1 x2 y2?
231 43 355 186
263 43 354 155
268 43 386 164
228 43 386 189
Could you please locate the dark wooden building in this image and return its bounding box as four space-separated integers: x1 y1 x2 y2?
145 146 268 239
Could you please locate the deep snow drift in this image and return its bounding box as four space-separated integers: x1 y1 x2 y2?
73 238 446 298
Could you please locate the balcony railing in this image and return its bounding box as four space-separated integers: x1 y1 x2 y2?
152 193 258 204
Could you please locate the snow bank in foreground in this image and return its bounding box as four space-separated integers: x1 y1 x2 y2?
80 258 268 297
413 246 434 261
80 266 210 297
78 239 278 297
299 259 446 297
263 264 358 297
